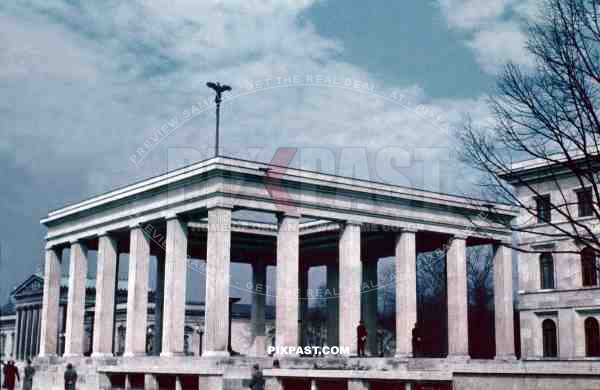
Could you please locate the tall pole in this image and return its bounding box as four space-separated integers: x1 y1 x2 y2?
206 82 231 158
215 99 220 157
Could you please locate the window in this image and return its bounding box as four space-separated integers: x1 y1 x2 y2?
540 253 555 289
585 317 600 357
582 247 598 287
542 319 558 358
577 188 594 217
536 194 552 223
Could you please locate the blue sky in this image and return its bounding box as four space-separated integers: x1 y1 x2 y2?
0 0 538 301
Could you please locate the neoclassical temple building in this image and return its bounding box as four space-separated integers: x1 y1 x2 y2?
25 156 600 389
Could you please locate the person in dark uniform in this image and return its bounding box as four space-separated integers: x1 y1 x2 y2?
3 360 19 390
247 364 265 390
412 322 422 357
64 363 77 390
357 320 368 357
22 359 35 390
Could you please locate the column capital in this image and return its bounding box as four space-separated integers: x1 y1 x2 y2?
162 211 190 221
277 210 301 220
344 219 363 227
451 232 469 241
44 243 63 253
206 204 234 211
128 221 142 229
206 197 234 210
494 239 512 247
96 230 117 238
400 227 418 234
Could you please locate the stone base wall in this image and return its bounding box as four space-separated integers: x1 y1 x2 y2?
30 357 600 390
454 374 600 390
34 356 111 390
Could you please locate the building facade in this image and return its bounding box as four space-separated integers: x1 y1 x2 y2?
500 158 600 360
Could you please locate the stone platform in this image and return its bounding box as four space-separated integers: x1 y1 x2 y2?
31 355 600 390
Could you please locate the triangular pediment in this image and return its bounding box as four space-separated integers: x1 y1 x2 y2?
12 274 44 297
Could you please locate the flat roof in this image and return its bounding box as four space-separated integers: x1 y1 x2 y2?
42 156 515 225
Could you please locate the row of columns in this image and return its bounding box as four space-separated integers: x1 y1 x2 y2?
39 210 221 358
14 305 41 360
39 206 515 360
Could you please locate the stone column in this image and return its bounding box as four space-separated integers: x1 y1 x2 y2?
493 243 516 360
362 258 378 356
40 247 61 357
326 261 339 347
299 264 309 346
202 207 231 356
17 308 24 359
24 308 33 358
20 308 28 359
124 226 151 357
339 222 361 355
395 230 417 358
153 254 165 356
5 331 13 357
36 307 41 355
191 327 201 356
161 216 189 356
92 234 119 357
276 213 300 351
64 241 88 357
31 306 40 356
15 308 22 360
144 374 159 390
348 379 370 390
265 378 284 390
251 260 267 356
446 235 469 359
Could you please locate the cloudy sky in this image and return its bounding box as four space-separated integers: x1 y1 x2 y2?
0 0 538 301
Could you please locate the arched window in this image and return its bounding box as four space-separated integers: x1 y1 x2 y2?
540 253 555 289
542 319 558 358
585 317 600 357
582 248 598 287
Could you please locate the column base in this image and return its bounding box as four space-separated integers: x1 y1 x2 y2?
91 352 114 359
394 353 413 360
62 353 83 358
202 350 230 358
446 354 470 362
37 352 57 358
494 354 517 362
123 352 146 358
250 336 267 357
160 351 186 357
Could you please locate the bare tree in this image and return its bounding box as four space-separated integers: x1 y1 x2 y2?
462 0 600 256
467 246 494 308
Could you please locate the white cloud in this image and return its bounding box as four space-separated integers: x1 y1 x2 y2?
438 0 514 29
436 0 538 74
467 21 533 73
0 0 487 193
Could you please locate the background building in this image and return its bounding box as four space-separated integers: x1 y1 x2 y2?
501 157 600 360
0 273 275 361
